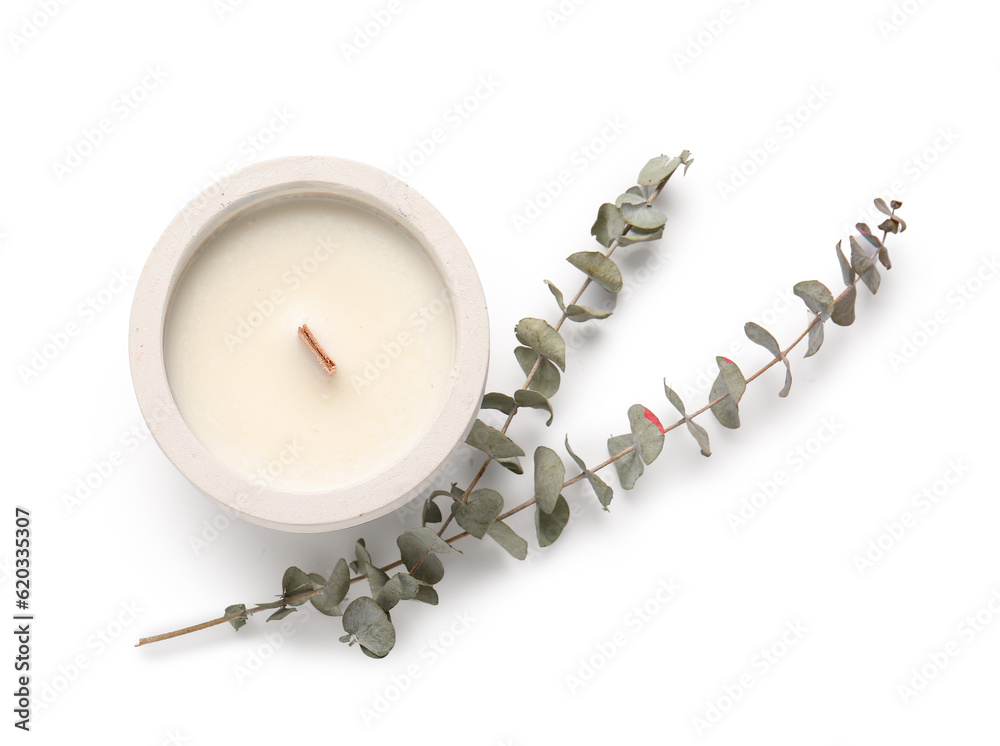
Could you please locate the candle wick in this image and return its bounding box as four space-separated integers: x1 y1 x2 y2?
298 324 337 376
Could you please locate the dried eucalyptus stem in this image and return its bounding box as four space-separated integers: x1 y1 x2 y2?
136 154 905 658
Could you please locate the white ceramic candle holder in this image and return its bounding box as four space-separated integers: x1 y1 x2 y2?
130 156 489 532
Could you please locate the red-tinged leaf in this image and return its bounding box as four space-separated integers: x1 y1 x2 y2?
644 407 665 435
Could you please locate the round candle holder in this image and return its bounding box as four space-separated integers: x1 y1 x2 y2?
130 156 490 532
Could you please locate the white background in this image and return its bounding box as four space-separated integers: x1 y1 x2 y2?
2 0 998 743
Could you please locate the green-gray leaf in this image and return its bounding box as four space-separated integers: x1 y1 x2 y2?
515 318 567 370
534 446 565 514
874 197 891 215
591 203 626 249
709 356 747 429
413 581 439 605
396 527 461 586
663 382 686 416
850 235 881 293
615 187 646 208
374 573 419 612
836 240 855 287
686 419 712 457
364 562 388 597
282 566 315 606
793 280 834 319
466 419 525 459
638 155 682 187
621 201 667 231
544 280 566 312
564 436 613 509
567 251 623 294
628 404 665 465
422 496 443 526
831 285 857 326
310 558 349 616
566 303 612 322
487 520 528 560
400 527 462 555
452 488 504 539
342 597 395 659
745 322 781 357
804 322 824 358
482 392 516 415
267 607 296 622
350 539 371 575
514 388 553 426
535 495 571 547
225 604 248 631
496 456 524 475
514 346 561 399
608 433 643 490
617 226 663 246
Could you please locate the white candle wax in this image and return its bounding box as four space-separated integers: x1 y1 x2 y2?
163 196 456 493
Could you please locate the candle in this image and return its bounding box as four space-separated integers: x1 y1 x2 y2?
130 157 489 532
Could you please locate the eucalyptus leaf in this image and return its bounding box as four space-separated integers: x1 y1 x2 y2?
793 280 834 319
545 280 566 312
879 218 900 234
617 226 664 246
564 436 614 509
482 392 516 415
709 356 747 429
486 520 528 560
452 488 503 539
397 531 447 586
744 322 781 357
566 303 613 322
400 527 462 555
615 188 646 208
778 359 793 398
533 446 565 514
608 433 643 490
638 155 682 187
514 388 554 426
591 203 626 249
878 247 892 270
628 404 665 465
686 419 712 457
874 197 891 215
567 251 624 294
514 346 561 399
535 494 571 547
266 607 296 622
804 321 825 358
422 497 443 526
374 573 420 612
663 381 686 416
413 581 439 605
364 562 388 597
860 265 881 294
342 597 395 659
836 240 855 286
496 456 524 475
466 419 525 459
831 285 857 327
515 318 567 370
890 199 903 210
282 566 315 606
350 539 371 575
396 527 461 586
850 236 875 276
621 201 667 231
225 604 248 631
310 558 349 616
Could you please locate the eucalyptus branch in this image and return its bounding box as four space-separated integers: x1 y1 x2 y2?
136 157 905 660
